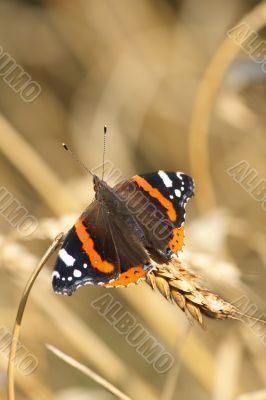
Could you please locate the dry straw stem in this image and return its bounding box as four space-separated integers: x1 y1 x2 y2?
7 233 64 400
188 0 266 214
46 344 132 400
146 259 239 325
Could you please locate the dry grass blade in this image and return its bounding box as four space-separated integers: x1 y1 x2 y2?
46 344 133 400
7 233 64 400
146 259 239 325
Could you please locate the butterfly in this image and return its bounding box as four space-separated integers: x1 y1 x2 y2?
52 170 194 295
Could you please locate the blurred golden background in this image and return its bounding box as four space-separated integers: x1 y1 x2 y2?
0 1 266 399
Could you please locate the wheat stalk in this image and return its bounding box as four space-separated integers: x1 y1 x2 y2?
146 258 239 325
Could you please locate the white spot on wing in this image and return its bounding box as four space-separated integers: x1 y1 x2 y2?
52 271 60 279
170 195 174 199
175 189 181 197
158 170 173 188
176 172 183 180
59 249 75 267
68 277 73 281
73 269 82 278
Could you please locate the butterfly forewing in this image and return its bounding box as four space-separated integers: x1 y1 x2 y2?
114 170 194 261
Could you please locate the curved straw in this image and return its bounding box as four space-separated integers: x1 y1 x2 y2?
188 0 266 213
7 233 64 400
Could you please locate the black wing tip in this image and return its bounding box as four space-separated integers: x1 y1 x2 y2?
52 273 77 296
183 174 195 197
52 280 75 296
52 275 97 296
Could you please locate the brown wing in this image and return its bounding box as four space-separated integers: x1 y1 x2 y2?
81 201 151 275
53 200 151 295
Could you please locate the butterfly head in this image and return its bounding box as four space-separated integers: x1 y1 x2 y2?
93 174 116 206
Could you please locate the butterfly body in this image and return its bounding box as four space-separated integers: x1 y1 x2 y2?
52 171 194 295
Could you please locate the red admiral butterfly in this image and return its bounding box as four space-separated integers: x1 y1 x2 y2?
52 167 194 295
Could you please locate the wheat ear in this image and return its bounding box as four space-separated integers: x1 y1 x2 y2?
146 259 240 325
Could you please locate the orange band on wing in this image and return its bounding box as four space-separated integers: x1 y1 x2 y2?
133 175 176 222
75 220 115 273
168 226 184 253
104 266 147 287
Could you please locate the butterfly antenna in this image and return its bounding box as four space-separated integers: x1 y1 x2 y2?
62 143 93 177
102 125 107 181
